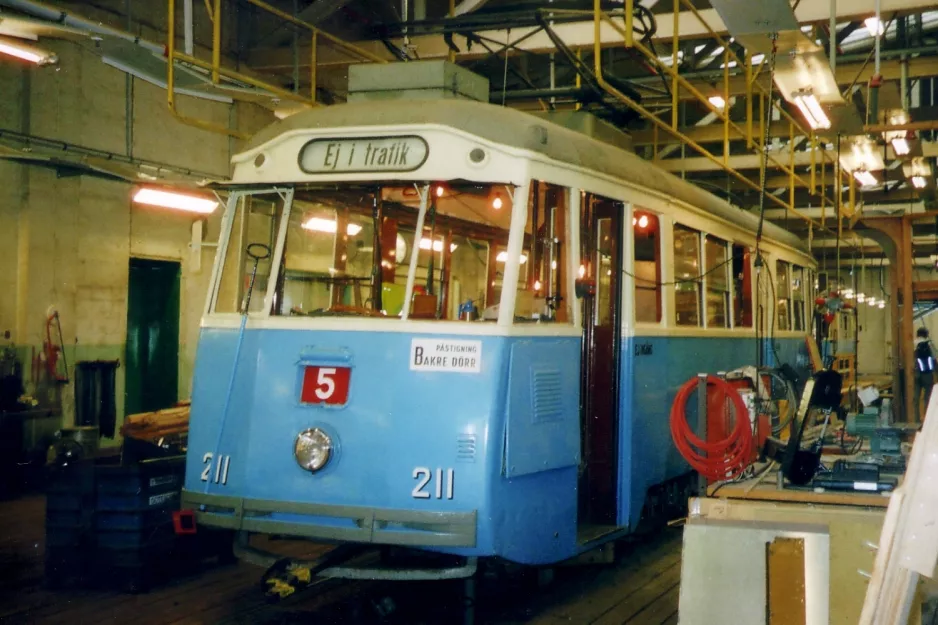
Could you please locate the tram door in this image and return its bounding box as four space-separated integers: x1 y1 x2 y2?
578 194 622 532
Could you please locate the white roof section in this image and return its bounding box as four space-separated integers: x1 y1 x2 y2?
240 99 807 253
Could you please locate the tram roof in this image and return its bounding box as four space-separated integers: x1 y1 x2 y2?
243 99 807 254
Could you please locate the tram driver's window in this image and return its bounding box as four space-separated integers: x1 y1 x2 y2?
673 224 702 326
732 244 753 328
513 181 572 323
214 193 283 314
634 210 661 323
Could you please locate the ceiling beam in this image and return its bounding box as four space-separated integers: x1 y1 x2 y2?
244 0 938 70
657 149 814 172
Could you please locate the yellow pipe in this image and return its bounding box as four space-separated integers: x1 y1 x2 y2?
592 2 832 234
849 173 856 215
167 0 246 139
745 53 753 149
809 133 816 194
203 0 213 19
671 0 679 130
448 0 456 63
625 0 633 47
723 48 729 166
243 0 386 63
212 0 221 83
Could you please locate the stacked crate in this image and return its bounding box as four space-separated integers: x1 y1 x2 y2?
44 462 96 588
92 456 187 592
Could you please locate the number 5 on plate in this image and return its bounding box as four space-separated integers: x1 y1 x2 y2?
301 366 351 405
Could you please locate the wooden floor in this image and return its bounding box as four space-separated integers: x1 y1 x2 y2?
0 495 682 624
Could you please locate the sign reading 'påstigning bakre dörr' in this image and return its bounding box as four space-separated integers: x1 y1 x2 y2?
298 136 429 174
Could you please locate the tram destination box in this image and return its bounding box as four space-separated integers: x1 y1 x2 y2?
348 60 490 103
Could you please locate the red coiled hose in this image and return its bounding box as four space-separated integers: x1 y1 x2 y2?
669 375 753 481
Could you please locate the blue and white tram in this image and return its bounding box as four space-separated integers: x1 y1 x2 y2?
182 97 816 567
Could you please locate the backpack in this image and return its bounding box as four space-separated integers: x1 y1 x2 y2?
915 341 935 373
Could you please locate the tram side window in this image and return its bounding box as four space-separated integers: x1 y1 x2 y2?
673 224 702 327
792 265 805 332
776 260 791 331
634 210 661 323
513 181 571 323
704 235 729 328
213 193 283 313
732 244 753 328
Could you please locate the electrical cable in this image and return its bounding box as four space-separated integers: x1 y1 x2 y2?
670 375 753 481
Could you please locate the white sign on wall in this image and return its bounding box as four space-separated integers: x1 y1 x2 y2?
299 136 429 174
409 338 482 373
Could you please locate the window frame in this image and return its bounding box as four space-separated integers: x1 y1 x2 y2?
703 234 731 329
775 259 792 332
632 208 662 325
672 223 703 327
791 264 806 332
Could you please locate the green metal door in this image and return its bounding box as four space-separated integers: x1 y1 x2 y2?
125 258 180 416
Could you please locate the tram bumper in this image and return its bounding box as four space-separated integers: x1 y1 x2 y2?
180 490 478 548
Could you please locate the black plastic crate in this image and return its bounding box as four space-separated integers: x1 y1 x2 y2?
44 545 91 589
95 524 175 550
46 508 93 529
95 456 185 495
96 508 173 531
96 489 181 512
45 464 95 494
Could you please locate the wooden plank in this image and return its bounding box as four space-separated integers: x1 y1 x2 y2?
625 586 679 625
709 481 891 508
767 538 806 625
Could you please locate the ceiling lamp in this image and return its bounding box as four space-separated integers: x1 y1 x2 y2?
791 90 831 130
878 300 886 309
708 95 727 110
0 36 57 65
853 169 878 187
892 136 911 156
864 16 885 37
912 175 928 189
301 217 363 236
133 187 218 214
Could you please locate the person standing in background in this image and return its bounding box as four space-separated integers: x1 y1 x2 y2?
914 327 936 422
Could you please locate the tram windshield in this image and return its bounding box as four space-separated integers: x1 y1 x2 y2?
211 182 518 320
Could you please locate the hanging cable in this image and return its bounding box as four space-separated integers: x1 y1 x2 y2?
670 375 753 481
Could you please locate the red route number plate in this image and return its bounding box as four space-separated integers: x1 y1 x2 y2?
301 366 351 405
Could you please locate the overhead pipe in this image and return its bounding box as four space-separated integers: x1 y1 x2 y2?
865 120 938 133
0 0 166 56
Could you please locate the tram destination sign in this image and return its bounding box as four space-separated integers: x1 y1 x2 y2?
298 136 429 174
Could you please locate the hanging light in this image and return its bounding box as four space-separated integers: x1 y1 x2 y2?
853 169 878 187
857 292 866 303
0 36 57 65
864 16 885 36
496 251 527 264
892 136 911 156
708 95 727 110
912 175 927 189
878 300 886 309
419 238 457 252
792 90 831 130
133 187 218 214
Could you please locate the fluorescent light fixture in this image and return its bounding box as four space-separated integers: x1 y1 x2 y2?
857 293 866 303
878 300 885 309
708 95 727 110
792 90 831 130
301 217 362 236
0 37 57 65
419 238 457 253
854 170 878 187
892 137 911 156
864 16 885 36
913 175 928 189
496 251 528 264
132 188 218 214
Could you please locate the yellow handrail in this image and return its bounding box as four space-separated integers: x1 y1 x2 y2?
167 0 387 137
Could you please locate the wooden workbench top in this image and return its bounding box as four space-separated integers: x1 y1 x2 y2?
707 478 894 508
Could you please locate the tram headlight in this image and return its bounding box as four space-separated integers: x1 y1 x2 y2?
294 428 333 472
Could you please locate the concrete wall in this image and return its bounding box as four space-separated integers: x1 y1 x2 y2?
0 34 275 447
